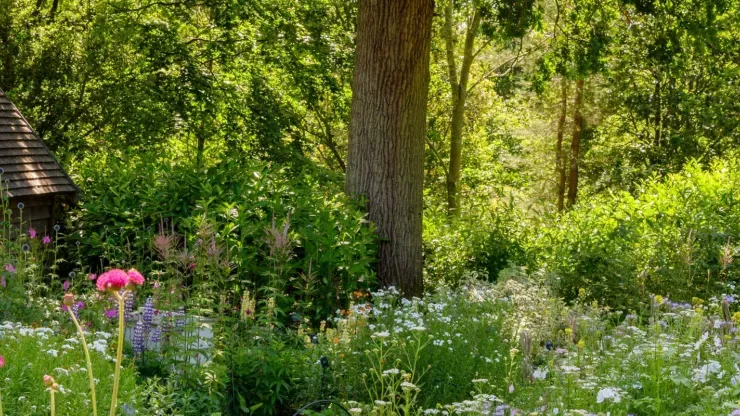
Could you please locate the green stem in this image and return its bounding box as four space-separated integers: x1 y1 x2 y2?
50 389 56 416
110 291 126 416
0 388 4 416
68 309 98 416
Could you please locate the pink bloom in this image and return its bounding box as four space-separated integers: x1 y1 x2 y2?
3 264 14 273
0 355 5 368
126 269 145 286
89 273 97 281
29 228 36 239
96 269 128 292
63 280 70 291
42 235 51 245
104 309 118 319
1 277 5 288
152 281 160 289
188 263 196 270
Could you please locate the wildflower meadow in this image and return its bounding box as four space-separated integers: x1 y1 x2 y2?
1 0 740 414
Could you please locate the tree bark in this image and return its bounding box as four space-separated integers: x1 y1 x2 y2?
556 77 568 212
346 0 433 297
567 78 584 207
444 5 480 216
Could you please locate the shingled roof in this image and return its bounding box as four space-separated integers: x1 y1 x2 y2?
0 89 78 199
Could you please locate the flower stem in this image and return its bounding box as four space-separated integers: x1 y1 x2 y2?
110 291 126 416
68 309 98 416
50 389 56 416
0 388 4 416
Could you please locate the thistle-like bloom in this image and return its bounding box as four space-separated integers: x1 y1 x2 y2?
96 269 128 292
126 269 145 287
29 228 36 239
42 235 52 245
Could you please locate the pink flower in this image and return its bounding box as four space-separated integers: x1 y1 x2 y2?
29 228 37 239
152 281 160 289
126 269 145 286
104 309 118 319
42 235 51 245
63 280 70 291
96 269 128 292
89 273 97 281
1 277 5 288
0 355 5 368
3 264 14 273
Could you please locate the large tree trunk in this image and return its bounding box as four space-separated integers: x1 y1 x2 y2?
444 5 480 216
346 0 433 297
567 78 584 207
556 77 568 212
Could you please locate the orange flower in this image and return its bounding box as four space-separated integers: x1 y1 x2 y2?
333 337 340 344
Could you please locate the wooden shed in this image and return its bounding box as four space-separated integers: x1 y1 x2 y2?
0 88 79 233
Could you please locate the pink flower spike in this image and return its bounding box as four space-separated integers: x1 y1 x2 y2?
96 269 128 292
42 235 51 245
0 355 5 368
126 269 145 286
3 264 15 273
29 228 37 239
63 280 70 291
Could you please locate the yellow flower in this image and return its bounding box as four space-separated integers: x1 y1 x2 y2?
577 339 585 349
653 295 664 305
591 300 599 308
565 328 573 335
578 288 586 298
692 297 704 306
732 311 740 324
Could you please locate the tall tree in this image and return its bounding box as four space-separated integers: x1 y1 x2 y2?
440 0 539 216
345 0 434 297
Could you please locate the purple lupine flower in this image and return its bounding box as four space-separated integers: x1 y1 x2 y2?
63 280 70 291
133 320 145 355
175 307 186 329
124 292 135 322
150 327 161 343
142 297 154 326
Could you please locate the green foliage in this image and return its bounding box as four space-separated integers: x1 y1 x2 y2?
0 322 141 415
534 159 740 309
67 151 376 321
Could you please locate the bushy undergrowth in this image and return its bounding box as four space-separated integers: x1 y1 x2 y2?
533 159 740 310
68 152 377 320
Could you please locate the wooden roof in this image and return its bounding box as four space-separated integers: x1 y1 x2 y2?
0 89 78 199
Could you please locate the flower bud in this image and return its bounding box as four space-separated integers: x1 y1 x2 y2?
43 375 55 387
63 293 75 306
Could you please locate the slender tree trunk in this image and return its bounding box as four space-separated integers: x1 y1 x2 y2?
346 0 433 297
444 5 480 216
196 132 205 167
556 77 568 212
653 75 662 146
567 78 584 207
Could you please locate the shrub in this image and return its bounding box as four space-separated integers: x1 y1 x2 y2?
67 152 377 321
533 159 740 310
